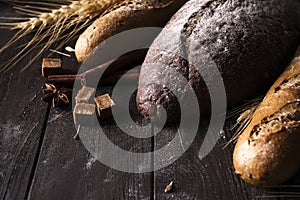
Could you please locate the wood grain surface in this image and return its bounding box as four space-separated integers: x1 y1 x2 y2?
0 2 299 200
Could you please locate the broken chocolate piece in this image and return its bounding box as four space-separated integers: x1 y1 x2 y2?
73 103 96 126
42 58 62 77
94 94 115 119
75 86 96 103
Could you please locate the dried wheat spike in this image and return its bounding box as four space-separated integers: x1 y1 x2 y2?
223 98 261 148
0 0 121 72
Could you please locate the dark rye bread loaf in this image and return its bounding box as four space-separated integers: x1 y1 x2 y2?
136 0 300 122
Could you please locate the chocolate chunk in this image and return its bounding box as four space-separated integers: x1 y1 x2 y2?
73 103 96 126
94 94 115 119
42 58 62 77
75 86 96 103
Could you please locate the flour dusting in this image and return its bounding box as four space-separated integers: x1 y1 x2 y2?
86 156 97 170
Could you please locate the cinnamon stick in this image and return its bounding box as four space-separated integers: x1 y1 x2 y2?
47 49 145 87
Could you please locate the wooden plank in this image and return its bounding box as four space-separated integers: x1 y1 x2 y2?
28 51 153 199
28 109 153 199
153 118 300 200
0 95 49 200
0 4 51 200
28 104 153 199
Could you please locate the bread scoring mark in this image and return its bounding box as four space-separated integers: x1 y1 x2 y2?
249 101 300 144
274 74 300 94
179 0 226 84
248 72 300 144
182 0 226 37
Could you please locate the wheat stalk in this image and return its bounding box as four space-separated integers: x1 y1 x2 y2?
0 0 121 72
223 97 261 148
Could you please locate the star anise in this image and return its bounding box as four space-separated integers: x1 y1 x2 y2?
42 83 72 107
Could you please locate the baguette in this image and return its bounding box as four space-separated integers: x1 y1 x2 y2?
233 48 300 186
75 0 187 63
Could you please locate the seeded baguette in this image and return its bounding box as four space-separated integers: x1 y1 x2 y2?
233 48 300 186
75 0 187 63
136 0 300 122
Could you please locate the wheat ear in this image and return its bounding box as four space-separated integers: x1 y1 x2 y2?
223 97 262 148
0 0 121 72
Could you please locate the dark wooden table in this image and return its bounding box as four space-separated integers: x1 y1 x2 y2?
0 3 299 200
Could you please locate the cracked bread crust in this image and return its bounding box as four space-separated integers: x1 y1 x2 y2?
137 0 300 122
233 51 300 186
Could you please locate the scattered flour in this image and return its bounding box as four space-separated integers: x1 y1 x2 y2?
85 156 97 170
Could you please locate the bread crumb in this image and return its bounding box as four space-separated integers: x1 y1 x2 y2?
164 181 173 193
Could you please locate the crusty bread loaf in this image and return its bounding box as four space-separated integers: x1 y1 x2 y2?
75 0 187 63
136 0 300 122
233 48 300 186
